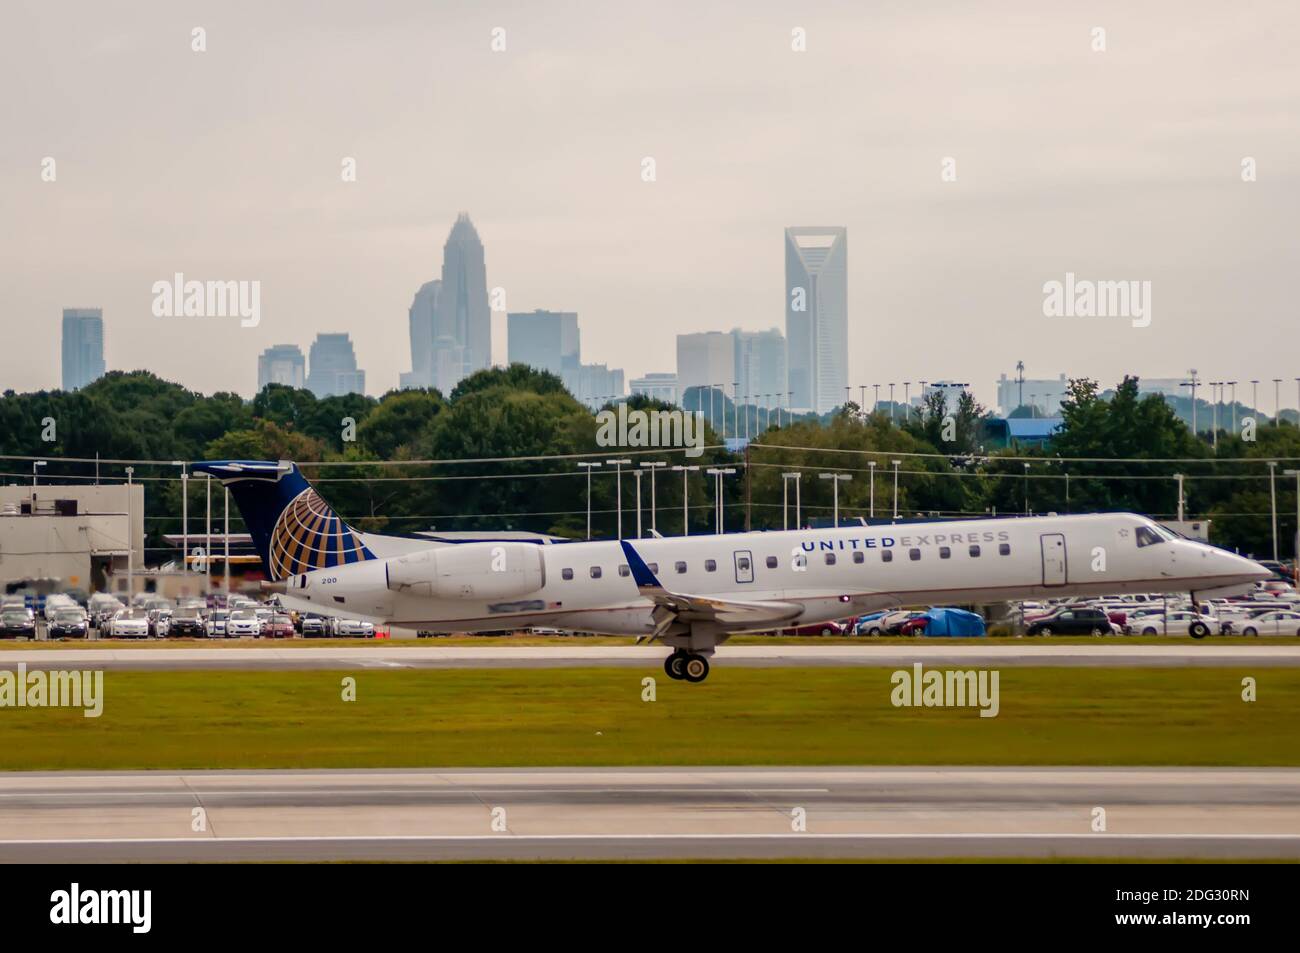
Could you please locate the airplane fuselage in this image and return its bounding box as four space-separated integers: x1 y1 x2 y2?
281 512 1266 638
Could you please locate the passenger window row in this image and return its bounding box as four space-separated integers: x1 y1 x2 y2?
558 543 1013 579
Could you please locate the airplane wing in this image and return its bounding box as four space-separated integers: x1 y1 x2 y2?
619 540 803 628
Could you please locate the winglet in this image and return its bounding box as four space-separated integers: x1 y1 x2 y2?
619 540 662 589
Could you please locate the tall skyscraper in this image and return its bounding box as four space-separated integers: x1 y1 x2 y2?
307 333 366 398
433 213 491 392
257 344 306 392
400 280 441 390
675 331 736 404
61 308 105 391
507 310 580 378
732 328 787 409
785 226 847 414
629 372 678 404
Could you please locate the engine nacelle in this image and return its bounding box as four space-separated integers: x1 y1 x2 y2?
385 542 546 600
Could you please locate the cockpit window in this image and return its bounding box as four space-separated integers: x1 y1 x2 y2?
1135 525 1163 548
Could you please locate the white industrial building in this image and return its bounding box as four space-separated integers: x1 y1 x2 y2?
0 483 144 594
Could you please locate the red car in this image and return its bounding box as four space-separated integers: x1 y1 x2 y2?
898 616 930 636
259 613 295 639
779 620 845 637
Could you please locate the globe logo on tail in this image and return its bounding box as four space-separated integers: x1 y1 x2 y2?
268 487 373 580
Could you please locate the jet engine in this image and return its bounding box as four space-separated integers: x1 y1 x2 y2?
385 542 546 600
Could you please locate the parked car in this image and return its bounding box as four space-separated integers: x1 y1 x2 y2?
1026 607 1116 636
226 609 261 637
898 615 930 636
260 613 295 639
882 610 928 635
0 609 37 639
334 618 376 638
1129 610 1218 638
206 610 230 638
108 608 152 639
299 614 328 638
1237 610 1300 637
48 607 89 639
147 609 172 638
853 611 891 635
168 607 206 637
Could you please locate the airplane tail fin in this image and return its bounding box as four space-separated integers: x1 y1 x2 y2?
191 460 375 581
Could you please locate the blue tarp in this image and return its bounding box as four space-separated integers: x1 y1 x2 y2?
921 607 986 637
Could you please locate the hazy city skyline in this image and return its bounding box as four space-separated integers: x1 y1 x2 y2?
5 1 1298 407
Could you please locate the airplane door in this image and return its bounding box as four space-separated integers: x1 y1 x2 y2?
734 550 754 584
1040 533 1067 586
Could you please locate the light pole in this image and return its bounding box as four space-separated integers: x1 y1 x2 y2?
205 474 212 592
1274 378 1283 425
872 384 880 416
125 466 134 599
634 468 643 539
1251 380 1260 421
172 460 188 574
903 382 911 416
1285 469 1300 569
868 460 877 518
1210 382 1220 448
606 458 632 539
706 467 736 533
640 461 666 534
672 464 700 535
1023 462 1031 515
577 462 601 540
859 385 867 418
891 460 902 519
1268 461 1279 561
889 383 896 424
31 460 46 509
731 381 739 441
781 472 802 530
1174 472 1185 522
223 484 231 595
819 473 851 527
1228 380 1238 434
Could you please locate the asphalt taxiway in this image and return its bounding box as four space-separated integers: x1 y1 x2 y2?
1 767 1298 861
2 643 1299 671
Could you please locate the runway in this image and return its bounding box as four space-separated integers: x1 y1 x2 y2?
1 767 1298 861
2 643 1299 671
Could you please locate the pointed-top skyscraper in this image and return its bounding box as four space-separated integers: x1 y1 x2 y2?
785 226 847 414
435 213 491 391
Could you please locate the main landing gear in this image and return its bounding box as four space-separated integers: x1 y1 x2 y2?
664 650 710 684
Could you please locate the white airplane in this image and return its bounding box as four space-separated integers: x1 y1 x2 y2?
193 460 1270 683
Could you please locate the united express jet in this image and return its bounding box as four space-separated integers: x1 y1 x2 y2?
194 460 1269 683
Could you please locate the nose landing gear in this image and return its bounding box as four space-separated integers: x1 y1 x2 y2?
664 650 710 683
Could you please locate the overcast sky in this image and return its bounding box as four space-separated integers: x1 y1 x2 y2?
2 0 1297 409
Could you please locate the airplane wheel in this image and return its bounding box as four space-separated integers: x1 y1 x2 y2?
682 654 710 683
664 653 686 680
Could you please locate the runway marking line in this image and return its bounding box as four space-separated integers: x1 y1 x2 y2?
3 832 1300 845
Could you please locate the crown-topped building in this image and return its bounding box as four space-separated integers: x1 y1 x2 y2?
402 214 492 393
